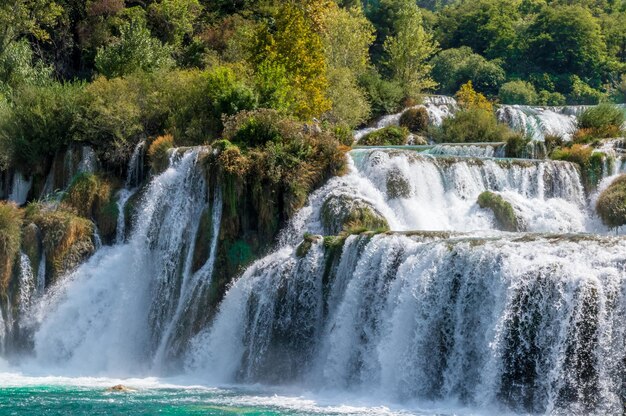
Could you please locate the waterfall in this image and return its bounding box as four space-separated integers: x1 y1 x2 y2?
186 233 626 414
8 172 32 205
424 143 506 158
354 95 458 142
115 140 147 244
27 148 221 375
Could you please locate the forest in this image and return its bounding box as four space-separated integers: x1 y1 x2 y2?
0 0 625 175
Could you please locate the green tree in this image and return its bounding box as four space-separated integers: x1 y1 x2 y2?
383 1 439 97
0 0 63 57
95 14 174 78
147 0 202 47
253 3 330 119
498 80 538 104
437 0 521 61
320 4 375 77
431 47 505 95
526 5 608 85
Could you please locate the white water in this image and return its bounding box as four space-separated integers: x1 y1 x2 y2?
19 149 222 375
8 172 32 205
4 141 626 414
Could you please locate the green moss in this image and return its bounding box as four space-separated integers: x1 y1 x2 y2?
321 195 389 235
295 233 322 258
596 175 626 229
63 172 119 244
29 207 95 285
386 168 411 199
399 107 429 133
477 191 521 232
359 126 410 146
0 202 23 290
551 144 605 191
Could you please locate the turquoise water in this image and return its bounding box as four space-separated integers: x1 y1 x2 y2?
0 374 449 416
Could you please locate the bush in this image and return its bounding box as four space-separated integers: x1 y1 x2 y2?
596 175 626 229
537 90 566 106
148 134 174 174
1 83 84 173
63 173 119 243
431 47 505 95
0 202 23 289
578 103 625 138
434 109 514 143
455 81 493 112
477 191 521 232
26 205 95 285
358 69 404 117
399 107 429 133
498 81 538 105
505 133 531 158
551 144 604 190
359 126 410 146
568 75 606 105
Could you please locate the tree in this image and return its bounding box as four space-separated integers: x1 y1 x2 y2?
253 3 330 119
0 0 63 57
95 14 174 78
431 47 505 95
147 0 202 47
437 0 521 61
526 5 608 85
383 1 439 97
319 4 375 78
455 81 494 112
498 80 538 104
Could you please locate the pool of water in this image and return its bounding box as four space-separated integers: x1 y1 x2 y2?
0 373 480 416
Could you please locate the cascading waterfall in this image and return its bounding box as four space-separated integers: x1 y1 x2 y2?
186 233 626 414
22 148 223 374
5 138 626 414
8 172 32 206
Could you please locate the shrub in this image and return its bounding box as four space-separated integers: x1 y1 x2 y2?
431 47 505 95
63 173 119 243
578 103 625 138
1 83 83 173
498 81 538 105
568 75 606 105
359 126 410 146
477 191 521 232
596 175 626 229
358 69 404 117
399 107 429 133
0 202 23 289
505 133 532 158
455 81 493 112
26 205 95 285
434 109 513 143
551 144 604 190
148 134 174 174
537 90 566 106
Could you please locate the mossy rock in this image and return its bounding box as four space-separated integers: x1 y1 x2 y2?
399 107 429 133
386 168 412 199
321 195 389 235
359 126 410 146
63 172 119 243
0 202 23 290
30 208 95 285
477 191 522 232
596 175 626 229
295 234 322 258
148 135 174 175
192 207 213 272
